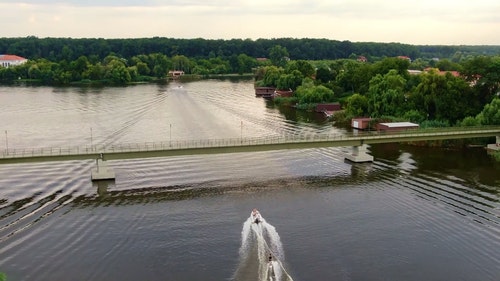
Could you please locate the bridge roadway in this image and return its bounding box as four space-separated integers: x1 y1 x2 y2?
1 126 499 165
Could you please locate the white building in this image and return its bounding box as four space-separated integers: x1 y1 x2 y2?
0 54 28 67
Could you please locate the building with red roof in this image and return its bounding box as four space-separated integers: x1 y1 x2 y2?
357 56 367 62
0 54 28 68
397 55 411 62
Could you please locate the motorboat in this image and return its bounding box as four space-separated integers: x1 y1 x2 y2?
251 208 263 224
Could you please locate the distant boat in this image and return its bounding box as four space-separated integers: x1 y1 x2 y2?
251 208 262 224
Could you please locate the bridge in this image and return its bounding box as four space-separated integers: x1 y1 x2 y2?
1 126 499 180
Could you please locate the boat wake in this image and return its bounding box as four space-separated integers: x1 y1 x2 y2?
232 210 294 281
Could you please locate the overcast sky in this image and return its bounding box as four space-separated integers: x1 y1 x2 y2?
1 0 499 45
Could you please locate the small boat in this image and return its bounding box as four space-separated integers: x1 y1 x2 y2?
251 208 263 224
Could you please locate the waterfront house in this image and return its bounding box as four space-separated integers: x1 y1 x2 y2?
0 54 28 67
168 70 184 79
351 117 373 130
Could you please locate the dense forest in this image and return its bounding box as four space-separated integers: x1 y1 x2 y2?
1 37 500 85
2 37 500 62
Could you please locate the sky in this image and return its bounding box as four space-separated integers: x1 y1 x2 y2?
1 0 499 45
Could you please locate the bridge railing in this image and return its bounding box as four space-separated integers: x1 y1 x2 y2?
1 126 499 159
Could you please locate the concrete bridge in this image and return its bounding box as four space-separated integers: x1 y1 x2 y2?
1 126 499 180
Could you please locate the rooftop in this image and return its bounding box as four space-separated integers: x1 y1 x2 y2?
0 54 27 61
379 122 419 128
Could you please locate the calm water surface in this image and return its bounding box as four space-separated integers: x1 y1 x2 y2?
0 80 499 281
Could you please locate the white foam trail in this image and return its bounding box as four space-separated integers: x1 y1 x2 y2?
261 221 284 261
272 261 283 281
233 212 294 281
239 219 252 258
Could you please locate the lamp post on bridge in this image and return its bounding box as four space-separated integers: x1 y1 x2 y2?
4 130 8 155
90 127 93 151
169 123 172 147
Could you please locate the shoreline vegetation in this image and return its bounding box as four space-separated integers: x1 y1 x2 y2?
1 37 499 157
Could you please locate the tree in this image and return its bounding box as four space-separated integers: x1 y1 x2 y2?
336 60 373 94
83 63 105 81
476 98 500 125
461 56 500 106
414 70 475 123
345 93 368 117
127 66 139 81
261 66 283 87
269 45 289 68
0 66 18 81
150 53 171 77
236 54 257 74
434 73 474 123
436 59 461 71
366 69 407 117
286 60 315 78
294 82 334 104
460 116 480 126
53 69 72 84
373 57 410 77
105 59 131 84
171 55 191 73
29 59 57 83
61 45 73 61
277 70 302 91
403 109 427 123
68 56 90 81
316 66 333 83
413 70 446 120
135 62 150 76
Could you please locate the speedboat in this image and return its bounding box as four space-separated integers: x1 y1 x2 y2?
251 208 263 224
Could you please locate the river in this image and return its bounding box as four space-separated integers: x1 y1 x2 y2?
0 79 499 281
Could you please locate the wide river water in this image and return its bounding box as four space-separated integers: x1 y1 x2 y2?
0 79 499 281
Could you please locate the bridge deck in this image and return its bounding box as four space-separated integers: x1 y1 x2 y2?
1 126 499 164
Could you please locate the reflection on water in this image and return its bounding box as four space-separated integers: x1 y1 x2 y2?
0 81 499 281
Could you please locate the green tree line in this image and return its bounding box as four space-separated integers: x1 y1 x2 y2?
0 52 263 84
2 36 500 63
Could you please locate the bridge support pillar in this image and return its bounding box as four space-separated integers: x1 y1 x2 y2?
345 144 374 163
91 158 115 181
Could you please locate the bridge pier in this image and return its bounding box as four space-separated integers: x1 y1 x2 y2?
345 144 374 163
91 158 115 181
